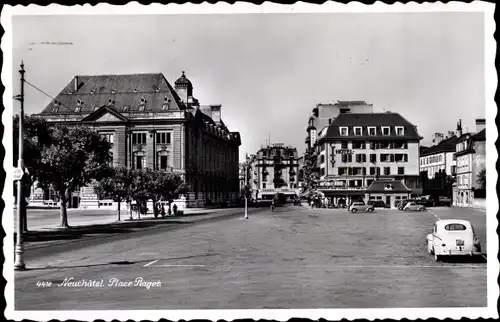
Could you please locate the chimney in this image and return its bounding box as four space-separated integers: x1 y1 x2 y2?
432 133 444 145
456 119 463 137
475 118 485 133
447 130 455 138
210 105 222 124
74 76 79 92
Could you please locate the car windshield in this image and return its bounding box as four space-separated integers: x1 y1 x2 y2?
444 224 467 231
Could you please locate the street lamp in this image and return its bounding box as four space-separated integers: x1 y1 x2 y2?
14 62 26 271
244 164 249 219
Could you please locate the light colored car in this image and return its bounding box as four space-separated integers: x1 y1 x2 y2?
349 202 374 213
426 219 481 261
403 201 426 211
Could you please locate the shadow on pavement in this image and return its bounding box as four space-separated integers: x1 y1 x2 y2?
438 255 487 264
15 219 190 244
23 253 219 271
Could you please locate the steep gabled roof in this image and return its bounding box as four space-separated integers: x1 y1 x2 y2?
39 73 186 116
472 128 486 141
420 135 459 157
324 112 421 140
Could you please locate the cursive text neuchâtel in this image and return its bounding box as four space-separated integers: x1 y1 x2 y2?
58 277 105 288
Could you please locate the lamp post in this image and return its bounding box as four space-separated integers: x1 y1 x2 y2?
244 164 248 219
14 62 26 271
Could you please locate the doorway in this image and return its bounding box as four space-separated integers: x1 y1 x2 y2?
385 196 391 208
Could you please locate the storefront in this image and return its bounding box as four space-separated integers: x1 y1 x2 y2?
365 179 411 208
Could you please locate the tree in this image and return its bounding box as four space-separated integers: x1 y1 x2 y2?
93 167 132 221
477 168 486 190
149 170 188 217
302 146 319 192
37 124 112 227
13 115 53 231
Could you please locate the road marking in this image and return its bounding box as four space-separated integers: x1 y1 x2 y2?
155 264 207 267
427 210 441 220
143 259 158 267
334 265 486 269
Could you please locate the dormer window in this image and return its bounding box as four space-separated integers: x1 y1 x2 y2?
382 126 390 136
339 127 349 136
162 103 169 111
94 105 99 112
138 105 146 112
90 88 96 94
122 105 130 112
75 106 81 112
52 106 59 113
68 90 74 95
368 126 376 136
108 98 115 106
111 89 116 94
354 127 362 136
395 126 405 136
155 87 160 92
134 88 139 93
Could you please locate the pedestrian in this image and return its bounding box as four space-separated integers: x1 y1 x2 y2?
161 203 166 217
173 203 178 216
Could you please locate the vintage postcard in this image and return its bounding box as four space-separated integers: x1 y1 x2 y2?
2 1 497 321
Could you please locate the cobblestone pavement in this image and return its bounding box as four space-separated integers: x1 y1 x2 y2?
15 205 487 310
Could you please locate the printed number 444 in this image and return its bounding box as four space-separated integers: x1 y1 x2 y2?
36 281 52 288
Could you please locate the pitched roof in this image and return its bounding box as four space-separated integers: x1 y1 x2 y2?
38 73 186 116
472 128 486 141
420 135 459 157
324 112 421 140
80 105 129 123
366 179 411 193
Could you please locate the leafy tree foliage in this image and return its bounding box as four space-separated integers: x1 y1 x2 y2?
477 168 486 190
302 146 319 191
93 167 132 221
37 123 112 227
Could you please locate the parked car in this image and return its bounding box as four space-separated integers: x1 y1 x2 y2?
426 219 481 261
368 200 387 208
397 200 410 210
349 202 374 213
403 201 426 211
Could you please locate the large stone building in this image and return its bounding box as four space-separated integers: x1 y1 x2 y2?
30 72 241 209
244 143 301 202
312 112 423 208
453 119 486 207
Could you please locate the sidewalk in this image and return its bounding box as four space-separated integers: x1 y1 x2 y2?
15 207 250 251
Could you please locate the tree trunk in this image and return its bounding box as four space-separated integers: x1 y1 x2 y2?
128 200 133 220
59 193 69 228
117 200 121 221
136 200 141 219
153 199 158 218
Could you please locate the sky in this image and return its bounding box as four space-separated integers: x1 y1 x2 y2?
11 12 486 161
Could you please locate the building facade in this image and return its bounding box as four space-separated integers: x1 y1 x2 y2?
245 144 300 201
313 112 423 208
31 72 241 209
453 119 486 207
305 101 374 149
420 130 460 179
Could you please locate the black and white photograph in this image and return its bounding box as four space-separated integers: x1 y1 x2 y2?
2 2 497 321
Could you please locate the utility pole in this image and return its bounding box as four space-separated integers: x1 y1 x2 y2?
14 61 26 271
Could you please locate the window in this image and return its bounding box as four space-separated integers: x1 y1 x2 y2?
158 154 169 170
384 167 391 175
156 132 171 144
380 154 389 162
263 183 266 189
376 167 381 175
320 168 325 176
370 154 377 163
340 108 349 114
52 106 59 113
395 154 405 162
368 127 376 136
341 141 348 149
135 155 144 170
398 167 405 175
138 105 146 112
382 127 390 136
445 224 467 231
100 133 114 145
108 152 114 167
75 106 81 113
370 167 376 175
132 133 147 145
354 127 362 136
353 141 363 149
355 154 367 163
395 126 405 136
338 167 346 176
340 127 348 136
320 155 325 164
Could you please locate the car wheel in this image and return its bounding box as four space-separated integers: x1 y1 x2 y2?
434 252 441 262
351 208 357 213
